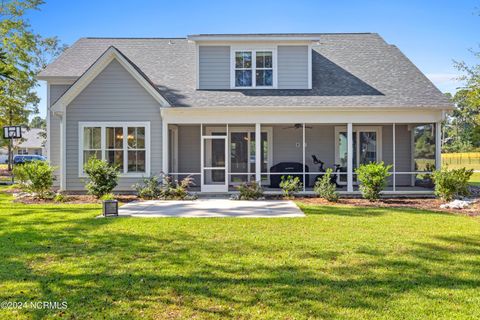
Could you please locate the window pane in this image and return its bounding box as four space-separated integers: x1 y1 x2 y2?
256 70 273 86
128 127 136 148
83 150 100 165
235 51 252 68
106 127 123 149
136 127 145 149
105 150 123 171
256 51 272 68
235 70 252 87
128 150 145 172
84 127 101 149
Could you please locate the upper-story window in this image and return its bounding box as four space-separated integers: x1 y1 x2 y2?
233 49 275 88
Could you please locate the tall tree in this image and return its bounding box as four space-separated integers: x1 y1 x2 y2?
29 115 45 128
0 0 66 169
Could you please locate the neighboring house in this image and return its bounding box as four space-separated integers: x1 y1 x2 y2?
37 33 452 194
14 128 46 156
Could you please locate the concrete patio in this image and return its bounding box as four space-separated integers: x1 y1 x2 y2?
114 199 305 218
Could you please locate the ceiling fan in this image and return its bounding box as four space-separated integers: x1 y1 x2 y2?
282 123 313 130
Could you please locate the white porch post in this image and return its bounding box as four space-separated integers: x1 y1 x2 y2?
59 112 66 191
347 123 353 192
435 122 442 170
393 123 396 192
255 123 261 183
162 121 169 174
302 123 306 192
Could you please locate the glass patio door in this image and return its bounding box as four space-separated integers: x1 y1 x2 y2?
201 135 228 192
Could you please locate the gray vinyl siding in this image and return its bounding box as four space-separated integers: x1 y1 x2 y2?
49 84 70 186
198 46 230 89
65 59 162 191
277 46 309 89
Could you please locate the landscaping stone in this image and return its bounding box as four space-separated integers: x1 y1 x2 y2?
440 199 477 210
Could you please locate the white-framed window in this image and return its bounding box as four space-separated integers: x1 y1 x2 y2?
79 122 150 177
231 48 276 89
17 148 29 155
334 126 383 184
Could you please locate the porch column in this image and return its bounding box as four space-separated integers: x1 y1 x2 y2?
255 123 261 183
347 123 353 192
302 123 306 192
59 112 66 190
393 123 396 192
435 122 442 170
162 121 169 174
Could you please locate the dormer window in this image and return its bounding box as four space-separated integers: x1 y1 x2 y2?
231 48 276 89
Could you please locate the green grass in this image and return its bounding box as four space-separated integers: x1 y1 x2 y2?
1 188 480 319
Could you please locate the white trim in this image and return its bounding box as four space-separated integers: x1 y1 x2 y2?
46 82 51 161
169 125 179 173
188 35 321 42
60 113 66 190
435 122 442 170
347 123 353 192
36 76 77 84
162 108 446 124
200 135 228 192
255 123 261 183
230 46 277 89
78 121 151 178
302 123 306 192
307 43 312 89
393 123 396 192
162 120 169 174
51 47 170 113
335 125 383 188
195 42 200 90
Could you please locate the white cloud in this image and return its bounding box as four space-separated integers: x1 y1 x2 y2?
426 73 464 94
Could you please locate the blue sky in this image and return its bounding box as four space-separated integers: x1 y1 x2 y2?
28 0 480 118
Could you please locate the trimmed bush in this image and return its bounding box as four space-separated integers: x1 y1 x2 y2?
160 174 196 200
279 175 303 199
355 162 392 201
133 174 195 200
13 161 55 199
84 158 119 199
236 181 264 200
100 193 115 201
132 176 163 199
314 168 339 202
432 167 473 201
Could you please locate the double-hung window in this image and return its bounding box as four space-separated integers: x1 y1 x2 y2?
79 122 150 177
233 49 275 88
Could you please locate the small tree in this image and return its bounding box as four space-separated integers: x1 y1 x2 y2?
279 175 302 199
314 168 339 202
83 158 119 199
355 162 392 201
432 167 473 201
13 160 55 199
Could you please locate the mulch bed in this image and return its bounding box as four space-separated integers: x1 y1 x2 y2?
296 197 480 216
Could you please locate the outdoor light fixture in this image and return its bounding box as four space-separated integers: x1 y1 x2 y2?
102 200 119 217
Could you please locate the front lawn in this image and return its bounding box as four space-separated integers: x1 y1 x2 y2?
0 188 479 319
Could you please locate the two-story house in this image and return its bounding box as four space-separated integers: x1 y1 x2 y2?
38 33 452 194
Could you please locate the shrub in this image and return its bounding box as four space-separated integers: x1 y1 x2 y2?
314 168 339 202
54 193 67 203
432 167 473 201
100 193 115 201
355 162 392 202
160 174 196 200
132 176 162 199
84 158 119 199
236 181 264 200
13 161 55 199
279 175 302 199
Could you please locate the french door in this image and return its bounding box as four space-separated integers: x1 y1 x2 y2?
201 135 228 192
335 126 382 184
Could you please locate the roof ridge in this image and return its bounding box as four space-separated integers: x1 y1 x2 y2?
83 37 187 40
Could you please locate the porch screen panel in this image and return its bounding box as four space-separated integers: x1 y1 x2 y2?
412 124 435 189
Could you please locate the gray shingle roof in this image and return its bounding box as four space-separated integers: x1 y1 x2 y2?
38 33 452 109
